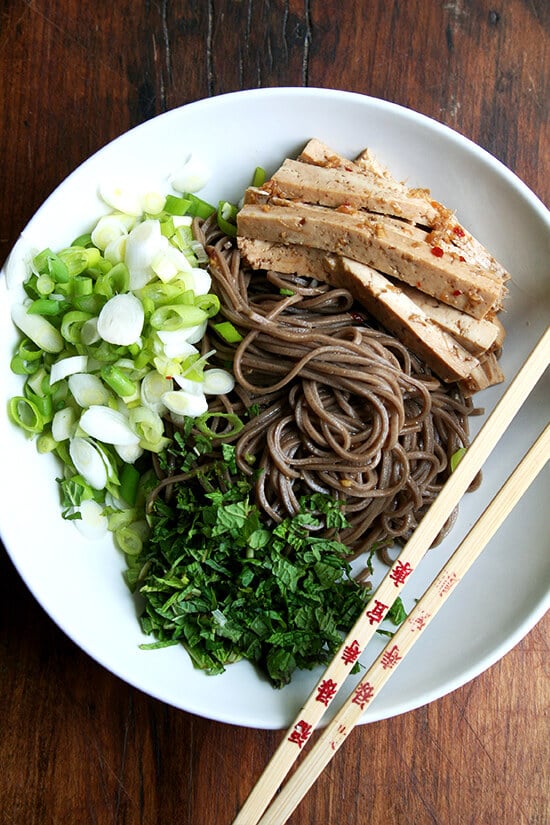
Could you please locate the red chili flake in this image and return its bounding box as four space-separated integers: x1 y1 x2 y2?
349 311 365 324
431 246 444 257
453 225 466 237
452 289 462 296
459 255 466 262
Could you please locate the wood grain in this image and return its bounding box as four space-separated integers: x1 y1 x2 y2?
0 2 548 824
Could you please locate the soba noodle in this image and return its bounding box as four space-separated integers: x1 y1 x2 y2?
152 214 480 572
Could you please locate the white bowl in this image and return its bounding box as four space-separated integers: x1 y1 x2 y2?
1 88 548 729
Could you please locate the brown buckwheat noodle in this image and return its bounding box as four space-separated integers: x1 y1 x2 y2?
154 215 481 575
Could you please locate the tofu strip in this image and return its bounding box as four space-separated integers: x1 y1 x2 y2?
267 158 439 225
459 352 504 397
237 200 504 319
322 257 480 383
397 284 501 355
297 138 366 172
239 238 502 356
238 237 327 280
299 140 430 203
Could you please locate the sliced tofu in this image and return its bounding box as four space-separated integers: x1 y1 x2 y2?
354 147 438 205
274 140 509 286
297 138 363 171
237 140 507 392
299 140 435 210
265 158 439 225
398 283 501 355
238 237 327 279
459 351 505 396
237 199 505 319
322 256 480 383
239 239 503 356
442 226 509 284
491 315 506 350
354 147 404 181
355 146 509 284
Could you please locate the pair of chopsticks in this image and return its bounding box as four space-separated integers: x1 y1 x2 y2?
233 326 550 825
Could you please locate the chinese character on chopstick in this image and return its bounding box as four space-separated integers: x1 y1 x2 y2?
287 719 312 749
437 570 459 597
351 681 375 710
389 560 413 587
365 599 388 625
380 644 402 670
341 639 361 665
408 610 430 631
315 678 338 707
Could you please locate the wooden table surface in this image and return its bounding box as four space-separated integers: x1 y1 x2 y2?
1 2 548 824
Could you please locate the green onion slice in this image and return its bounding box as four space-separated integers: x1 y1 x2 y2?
195 411 244 439
149 303 207 331
252 166 267 187
8 396 45 433
212 320 243 343
216 200 238 236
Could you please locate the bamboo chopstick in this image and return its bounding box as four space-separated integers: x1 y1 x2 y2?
232 326 549 825
257 421 550 824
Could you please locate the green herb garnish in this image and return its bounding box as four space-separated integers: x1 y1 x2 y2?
126 425 372 688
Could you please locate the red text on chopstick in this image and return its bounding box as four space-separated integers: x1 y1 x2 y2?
380 644 402 670
436 570 459 597
408 610 431 631
351 682 375 710
315 679 339 706
287 720 313 749
341 639 361 665
389 560 413 587
365 599 389 624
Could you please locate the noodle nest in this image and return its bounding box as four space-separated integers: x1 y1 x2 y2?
157 216 479 570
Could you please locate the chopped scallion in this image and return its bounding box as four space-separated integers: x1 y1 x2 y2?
8 396 44 433
27 297 64 316
212 320 243 343
119 463 141 506
181 193 216 219
60 310 94 344
50 355 88 385
11 303 64 353
450 447 467 472
164 194 192 216
195 411 244 439
216 200 238 236
10 353 40 375
149 303 207 332
97 293 144 345
100 365 137 398
251 166 267 187
79 405 140 446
